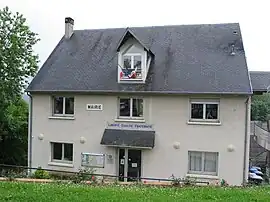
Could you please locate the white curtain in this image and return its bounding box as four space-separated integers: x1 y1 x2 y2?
189 152 202 171
204 152 217 173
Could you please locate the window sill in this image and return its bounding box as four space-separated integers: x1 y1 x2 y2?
48 116 75 120
120 78 143 81
48 162 74 168
187 121 221 126
115 118 145 123
186 174 219 180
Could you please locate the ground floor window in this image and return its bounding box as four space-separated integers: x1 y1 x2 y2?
51 142 73 163
188 151 218 176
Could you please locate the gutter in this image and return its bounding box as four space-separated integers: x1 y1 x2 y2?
243 96 250 184
25 89 253 96
26 92 33 175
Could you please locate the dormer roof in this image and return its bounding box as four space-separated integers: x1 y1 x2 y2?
26 23 252 95
116 28 153 55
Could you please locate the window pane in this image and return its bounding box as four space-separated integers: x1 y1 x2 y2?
206 104 218 119
53 97 63 114
119 98 130 117
189 152 202 171
52 143 62 160
134 56 142 78
132 98 143 117
204 152 217 173
191 104 203 119
64 144 73 161
65 97 74 115
123 55 131 69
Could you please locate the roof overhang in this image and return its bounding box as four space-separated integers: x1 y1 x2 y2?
25 89 253 96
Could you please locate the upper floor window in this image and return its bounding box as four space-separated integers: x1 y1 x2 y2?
120 53 142 80
118 98 143 119
190 100 219 122
188 151 218 176
52 96 74 116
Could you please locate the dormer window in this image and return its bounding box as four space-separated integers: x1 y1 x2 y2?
120 54 142 79
117 29 154 83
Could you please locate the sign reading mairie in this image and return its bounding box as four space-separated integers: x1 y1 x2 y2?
107 122 153 131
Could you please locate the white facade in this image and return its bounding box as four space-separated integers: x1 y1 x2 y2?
30 93 250 185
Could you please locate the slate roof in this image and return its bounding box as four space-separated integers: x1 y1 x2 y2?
100 129 155 148
249 71 270 92
27 23 252 95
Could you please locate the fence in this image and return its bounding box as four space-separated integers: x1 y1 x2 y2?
0 164 210 185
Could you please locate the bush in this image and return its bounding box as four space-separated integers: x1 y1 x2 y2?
33 167 50 179
50 172 76 181
170 174 181 186
170 174 197 186
72 167 96 184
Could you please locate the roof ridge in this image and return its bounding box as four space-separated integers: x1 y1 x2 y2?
74 22 240 32
250 71 270 73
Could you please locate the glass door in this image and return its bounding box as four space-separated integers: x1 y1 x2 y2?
118 148 142 182
127 149 141 182
118 148 125 181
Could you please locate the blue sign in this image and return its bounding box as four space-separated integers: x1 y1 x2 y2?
108 123 152 129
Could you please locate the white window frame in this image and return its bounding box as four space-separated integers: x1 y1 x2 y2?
118 97 144 120
51 142 73 164
123 53 142 70
121 53 143 80
52 96 74 117
190 101 219 122
188 151 218 176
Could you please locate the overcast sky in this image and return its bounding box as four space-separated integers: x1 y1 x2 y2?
0 0 269 71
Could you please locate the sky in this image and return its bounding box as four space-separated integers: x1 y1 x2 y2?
0 0 269 71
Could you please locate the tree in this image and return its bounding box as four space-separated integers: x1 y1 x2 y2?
251 94 270 121
251 93 270 130
0 6 39 166
0 6 39 106
0 99 28 165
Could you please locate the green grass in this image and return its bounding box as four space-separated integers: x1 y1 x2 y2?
0 182 269 202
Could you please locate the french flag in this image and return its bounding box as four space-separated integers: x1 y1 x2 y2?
128 70 137 79
120 70 124 79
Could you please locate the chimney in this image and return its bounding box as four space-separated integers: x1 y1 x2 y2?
65 17 74 39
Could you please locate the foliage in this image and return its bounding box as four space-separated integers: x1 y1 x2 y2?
72 167 96 184
170 174 181 186
0 6 39 105
1 182 270 201
182 176 197 186
0 6 39 166
0 98 28 165
33 167 50 179
1 168 28 180
251 94 270 122
220 179 228 187
169 174 197 186
50 172 77 181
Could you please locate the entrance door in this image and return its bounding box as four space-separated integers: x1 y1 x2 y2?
127 149 141 182
118 148 141 182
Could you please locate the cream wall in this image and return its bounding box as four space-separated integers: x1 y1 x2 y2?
31 94 249 185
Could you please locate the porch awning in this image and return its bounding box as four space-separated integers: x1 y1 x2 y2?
100 129 155 149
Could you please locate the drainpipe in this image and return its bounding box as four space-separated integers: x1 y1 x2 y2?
243 96 250 184
26 92 33 175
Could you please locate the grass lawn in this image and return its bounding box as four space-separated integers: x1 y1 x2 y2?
0 182 270 202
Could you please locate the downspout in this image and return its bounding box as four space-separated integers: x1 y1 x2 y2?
26 92 33 175
243 96 250 184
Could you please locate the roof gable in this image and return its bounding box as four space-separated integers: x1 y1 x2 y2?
116 28 152 53
27 23 252 95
